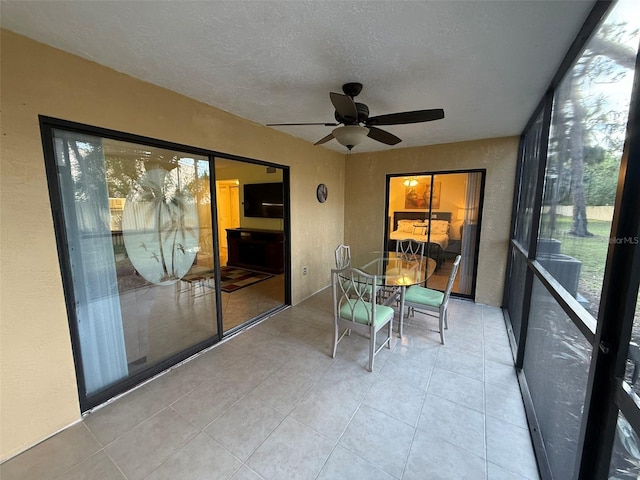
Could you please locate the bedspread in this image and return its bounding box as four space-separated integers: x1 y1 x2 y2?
389 231 449 250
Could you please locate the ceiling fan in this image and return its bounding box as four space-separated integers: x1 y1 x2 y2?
267 82 444 150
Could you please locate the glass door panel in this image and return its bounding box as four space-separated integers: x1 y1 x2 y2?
514 110 544 250
214 158 286 333
537 0 640 320
609 411 640 479
618 288 640 477
523 277 592 480
51 129 218 399
623 290 640 396
456 171 482 296
506 248 527 344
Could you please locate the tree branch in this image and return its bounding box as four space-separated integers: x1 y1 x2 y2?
588 35 637 70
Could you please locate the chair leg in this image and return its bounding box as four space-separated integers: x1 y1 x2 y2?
398 309 405 338
444 307 449 329
439 310 445 344
398 287 406 338
369 330 376 372
332 322 339 358
387 320 392 349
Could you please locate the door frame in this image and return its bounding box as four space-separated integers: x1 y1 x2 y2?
384 168 486 301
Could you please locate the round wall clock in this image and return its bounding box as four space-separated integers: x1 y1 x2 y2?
316 183 328 203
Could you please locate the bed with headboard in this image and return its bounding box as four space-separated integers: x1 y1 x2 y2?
388 211 452 269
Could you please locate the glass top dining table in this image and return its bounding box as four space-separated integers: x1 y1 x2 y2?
350 252 436 337
351 251 434 287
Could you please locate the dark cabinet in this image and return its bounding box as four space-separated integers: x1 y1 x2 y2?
444 239 461 257
226 228 284 274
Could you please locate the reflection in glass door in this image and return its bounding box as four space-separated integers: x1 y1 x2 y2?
385 170 484 298
47 128 218 407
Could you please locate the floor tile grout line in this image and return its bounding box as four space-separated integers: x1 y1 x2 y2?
98 404 202 480
161 367 285 480
87 398 175 451
156 405 203 461
53 393 178 479
308 340 395 479
197 346 336 477
52 424 123 480
140 430 214 480
482 309 490 480
399 347 439 480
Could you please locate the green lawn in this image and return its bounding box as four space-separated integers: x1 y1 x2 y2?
553 215 612 298
550 215 639 325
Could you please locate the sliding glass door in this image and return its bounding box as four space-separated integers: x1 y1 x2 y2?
385 170 484 299
42 118 290 410
45 127 219 407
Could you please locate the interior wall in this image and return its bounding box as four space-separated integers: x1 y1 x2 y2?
215 161 284 231
0 29 345 460
345 137 519 305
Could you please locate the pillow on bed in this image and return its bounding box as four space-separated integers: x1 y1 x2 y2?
397 219 419 233
431 220 449 234
412 226 427 235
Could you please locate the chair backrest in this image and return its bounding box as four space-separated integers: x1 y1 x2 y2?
443 255 462 304
335 244 351 269
395 239 425 262
331 266 378 326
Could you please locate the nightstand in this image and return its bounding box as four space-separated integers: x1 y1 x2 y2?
444 239 461 261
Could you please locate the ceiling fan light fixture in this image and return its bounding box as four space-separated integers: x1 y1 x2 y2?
332 125 369 150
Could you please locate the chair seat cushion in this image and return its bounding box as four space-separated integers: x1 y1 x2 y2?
340 299 394 327
405 285 444 307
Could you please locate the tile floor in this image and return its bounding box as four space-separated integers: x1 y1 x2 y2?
125 270 285 377
1 289 540 480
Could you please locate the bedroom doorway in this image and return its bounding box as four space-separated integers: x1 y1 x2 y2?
385 170 485 299
215 179 240 266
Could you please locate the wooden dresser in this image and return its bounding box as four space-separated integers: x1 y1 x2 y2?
226 228 284 274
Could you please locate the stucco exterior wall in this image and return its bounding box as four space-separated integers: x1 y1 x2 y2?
344 137 519 306
0 29 344 460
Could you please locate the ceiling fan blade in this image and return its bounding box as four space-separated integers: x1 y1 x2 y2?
367 127 401 146
366 108 445 126
314 133 335 145
267 122 338 126
330 92 358 122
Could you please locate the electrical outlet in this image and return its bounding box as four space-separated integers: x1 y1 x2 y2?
302 266 308 276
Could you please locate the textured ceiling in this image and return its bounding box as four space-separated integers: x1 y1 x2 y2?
1 0 595 152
